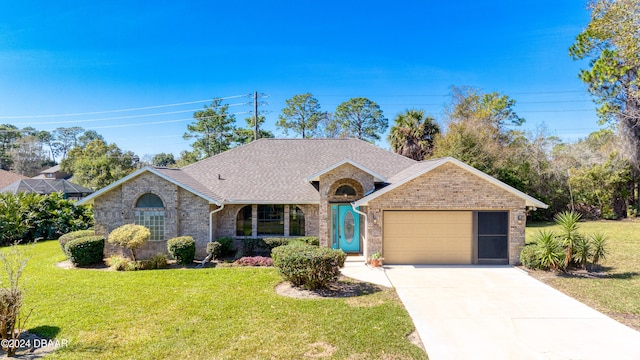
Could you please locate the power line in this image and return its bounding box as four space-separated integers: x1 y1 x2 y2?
0 94 251 119
8 102 251 126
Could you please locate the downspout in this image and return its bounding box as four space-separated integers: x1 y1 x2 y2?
350 202 368 262
199 203 225 268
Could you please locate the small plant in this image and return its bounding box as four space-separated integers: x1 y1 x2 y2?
106 255 132 271
216 237 234 256
138 253 169 270
262 238 290 253
589 232 609 268
272 244 346 289
108 224 150 261
234 256 273 267
241 238 264 256
295 236 320 246
533 230 565 271
572 235 591 269
206 241 222 259
520 244 540 269
368 252 383 267
65 235 105 266
554 210 582 268
167 236 195 265
58 229 95 257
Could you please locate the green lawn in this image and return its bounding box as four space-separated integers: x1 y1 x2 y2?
19 241 425 359
526 219 640 331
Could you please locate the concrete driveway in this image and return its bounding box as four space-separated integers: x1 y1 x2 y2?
384 265 640 360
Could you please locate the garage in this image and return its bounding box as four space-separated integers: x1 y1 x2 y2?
383 211 473 265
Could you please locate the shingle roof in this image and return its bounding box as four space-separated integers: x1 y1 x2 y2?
180 138 416 203
0 179 93 196
0 170 29 189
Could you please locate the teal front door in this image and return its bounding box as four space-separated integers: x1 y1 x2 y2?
331 204 361 253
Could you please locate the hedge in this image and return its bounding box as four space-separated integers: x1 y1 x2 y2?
167 236 195 265
271 244 346 289
66 235 105 266
58 229 95 257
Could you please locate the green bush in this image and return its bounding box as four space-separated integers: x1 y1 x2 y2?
216 237 234 256
106 255 132 271
58 229 95 257
66 235 105 266
108 224 150 261
138 253 169 270
520 244 540 269
241 238 264 256
206 241 222 259
271 244 346 289
263 238 290 252
167 236 196 265
0 192 93 246
295 236 319 246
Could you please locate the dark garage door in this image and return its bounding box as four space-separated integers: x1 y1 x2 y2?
477 211 509 265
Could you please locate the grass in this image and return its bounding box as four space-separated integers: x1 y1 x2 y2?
526 219 640 331
16 241 426 359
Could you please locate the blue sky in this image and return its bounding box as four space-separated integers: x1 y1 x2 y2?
0 1 601 159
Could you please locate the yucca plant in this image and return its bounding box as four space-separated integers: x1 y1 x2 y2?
589 232 609 269
533 230 565 271
554 210 582 268
572 235 591 269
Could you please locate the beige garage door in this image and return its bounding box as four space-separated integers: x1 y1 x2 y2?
383 211 473 264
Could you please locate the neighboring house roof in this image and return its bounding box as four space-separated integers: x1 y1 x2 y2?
31 165 71 180
0 179 93 196
0 169 29 189
77 138 548 208
354 157 549 209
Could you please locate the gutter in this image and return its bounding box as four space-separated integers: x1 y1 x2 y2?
199 203 225 268
350 202 369 263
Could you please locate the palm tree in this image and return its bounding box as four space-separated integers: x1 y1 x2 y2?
388 109 440 161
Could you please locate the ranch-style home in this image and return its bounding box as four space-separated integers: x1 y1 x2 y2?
78 138 547 264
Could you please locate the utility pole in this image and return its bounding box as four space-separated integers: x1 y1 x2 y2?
253 91 259 141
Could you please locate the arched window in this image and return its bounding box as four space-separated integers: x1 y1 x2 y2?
289 205 305 236
134 193 165 241
236 205 253 236
335 185 356 197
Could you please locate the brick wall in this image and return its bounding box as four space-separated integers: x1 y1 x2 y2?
365 162 527 264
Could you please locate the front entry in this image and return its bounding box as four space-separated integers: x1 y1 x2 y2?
477 211 509 265
331 204 360 253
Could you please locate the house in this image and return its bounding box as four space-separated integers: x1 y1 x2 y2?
31 165 71 180
0 169 29 189
0 178 94 200
78 138 547 264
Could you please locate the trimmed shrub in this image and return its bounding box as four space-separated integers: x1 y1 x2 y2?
262 238 290 252
58 229 95 257
241 238 264 256
206 241 222 260
66 235 105 266
108 224 150 261
216 237 234 256
234 256 273 267
272 244 346 289
167 236 196 265
295 236 319 246
520 244 540 269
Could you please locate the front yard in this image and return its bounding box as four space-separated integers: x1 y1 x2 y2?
19 241 425 359
526 219 640 331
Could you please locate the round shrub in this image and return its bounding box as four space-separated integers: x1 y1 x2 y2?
262 238 290 253
271 244 346 289
58 229 95 257
215 237 234 256
167 236 195 265
108 224 150 261
66 235 105 266
295 236 319 246
206 241 222 259
520 244 540 269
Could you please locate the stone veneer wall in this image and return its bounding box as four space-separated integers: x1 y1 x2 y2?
365 162 527 265
318 163 374 249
